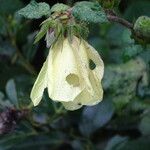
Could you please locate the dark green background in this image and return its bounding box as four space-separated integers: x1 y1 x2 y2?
0 0 150 150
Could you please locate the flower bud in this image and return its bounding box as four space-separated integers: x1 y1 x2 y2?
133 16 150 43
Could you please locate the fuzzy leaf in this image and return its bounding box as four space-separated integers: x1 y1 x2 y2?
72 1 108 23
79 99 114 136
5 79 18 108
51 3 70 13
122 45 143 61
139 113 150 136
18 0 50 19
103 58 148 110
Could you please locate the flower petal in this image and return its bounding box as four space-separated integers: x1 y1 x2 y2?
62 37 104 110
85 41 104 81
62 100 82 111
47 38 84 102
83 40 104 105
62 84 103 111
30 58 48 106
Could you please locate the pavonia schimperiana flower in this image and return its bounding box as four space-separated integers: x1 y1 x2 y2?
30 36 104 110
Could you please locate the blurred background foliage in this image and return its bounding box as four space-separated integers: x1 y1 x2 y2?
0 0 150 150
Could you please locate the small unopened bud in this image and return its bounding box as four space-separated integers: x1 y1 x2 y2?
134 16 150 43
45 29 55 48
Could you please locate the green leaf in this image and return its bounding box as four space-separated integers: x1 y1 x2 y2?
72 1 108 23
0 91 4 100
18 1 50 19
103 58 148 110
122 45 143 61
98 0 115 9
0 0 23 15
104 59 147 92
71 140 84 150
130 100 150 112
0 62 27 89
5 79 18 108
105 136 150 150
139 112 150 136
0 91 13 108
124 0 150 21
0 132 63 150
79 99 114 136
51 3 70 13
0 39 15 57
117 136 150 150
105 135 128 150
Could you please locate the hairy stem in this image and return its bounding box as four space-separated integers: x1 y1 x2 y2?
106 10 133 30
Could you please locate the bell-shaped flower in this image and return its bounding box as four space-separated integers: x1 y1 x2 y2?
30 36 104 110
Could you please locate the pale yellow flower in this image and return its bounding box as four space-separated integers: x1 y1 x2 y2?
30 36 104 110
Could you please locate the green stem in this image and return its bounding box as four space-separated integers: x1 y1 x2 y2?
27 102 34 109
12 39 37 75
6 21 37 75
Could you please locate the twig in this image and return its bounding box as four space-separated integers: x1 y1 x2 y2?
12 39 37 75
6 22 37 75
106 10 133 30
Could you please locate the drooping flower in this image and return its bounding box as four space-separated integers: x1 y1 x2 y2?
30 36 104 110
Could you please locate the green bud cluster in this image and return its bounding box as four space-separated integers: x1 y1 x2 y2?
133 16 150 44
34 3 89 46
